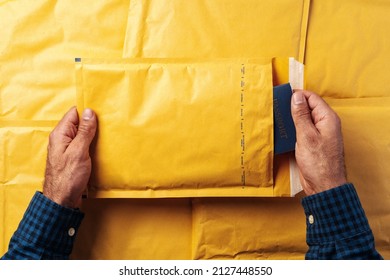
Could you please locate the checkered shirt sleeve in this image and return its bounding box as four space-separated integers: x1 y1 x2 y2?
1 191 84 260
302 183 383 260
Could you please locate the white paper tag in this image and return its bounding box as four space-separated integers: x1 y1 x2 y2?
288 57 304 196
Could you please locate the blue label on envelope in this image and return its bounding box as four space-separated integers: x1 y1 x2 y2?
273 83 296 154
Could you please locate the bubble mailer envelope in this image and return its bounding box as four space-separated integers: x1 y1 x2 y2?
76 58 275 198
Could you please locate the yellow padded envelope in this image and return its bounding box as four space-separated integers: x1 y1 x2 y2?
76 58 274 198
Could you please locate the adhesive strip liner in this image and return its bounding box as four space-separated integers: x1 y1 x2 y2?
76 58 274 198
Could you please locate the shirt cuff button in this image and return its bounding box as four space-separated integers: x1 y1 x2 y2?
68 227 76 237
308 215 314 224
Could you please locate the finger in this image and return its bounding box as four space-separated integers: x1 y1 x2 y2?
49 107 79 153
57 106 79 128
303 91 334 123
301 91 341 135
69 108 97 154
291 91 317 136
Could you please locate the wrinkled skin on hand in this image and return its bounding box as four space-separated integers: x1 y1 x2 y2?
43 107 97 208
291 90 347 196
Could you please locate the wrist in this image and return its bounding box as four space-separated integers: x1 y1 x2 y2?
43 188 80 209
314 176 348 194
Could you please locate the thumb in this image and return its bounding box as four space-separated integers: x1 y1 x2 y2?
291 91 316 135
70 108 97 153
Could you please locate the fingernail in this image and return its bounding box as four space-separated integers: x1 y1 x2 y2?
293 92 305 105
82 108 93 120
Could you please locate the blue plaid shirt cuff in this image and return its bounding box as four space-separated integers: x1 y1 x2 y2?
2 191 84 260
302 183 382 259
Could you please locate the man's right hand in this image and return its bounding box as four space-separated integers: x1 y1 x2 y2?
291 90 347 196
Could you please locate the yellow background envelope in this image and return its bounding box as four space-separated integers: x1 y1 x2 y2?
124 0 310 62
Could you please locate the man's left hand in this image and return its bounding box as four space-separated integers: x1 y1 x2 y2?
43 107 97 208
